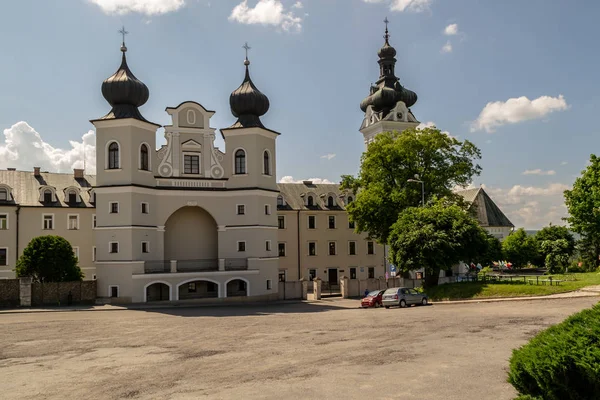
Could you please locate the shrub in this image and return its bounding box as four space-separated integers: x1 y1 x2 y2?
16 235 83 282
508 304 600 400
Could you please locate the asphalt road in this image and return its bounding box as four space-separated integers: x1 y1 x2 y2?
0 297 597 400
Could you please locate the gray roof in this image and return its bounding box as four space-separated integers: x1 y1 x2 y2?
455 187 514 228
277 182 352 211
0 170 96 207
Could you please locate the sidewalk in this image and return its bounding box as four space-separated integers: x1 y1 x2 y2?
431 289 600 305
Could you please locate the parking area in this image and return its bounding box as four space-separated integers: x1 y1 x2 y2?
0 297 597 400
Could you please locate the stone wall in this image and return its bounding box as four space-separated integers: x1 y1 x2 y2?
0 280 20 307
344 277 404 298
30 281 96 306
277 281 303 300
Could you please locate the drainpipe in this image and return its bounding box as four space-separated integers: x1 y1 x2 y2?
297 210 301 280
15 205 20 263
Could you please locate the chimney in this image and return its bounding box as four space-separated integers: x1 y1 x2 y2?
7 168 15 171
74 168 84 179
34 167 41 176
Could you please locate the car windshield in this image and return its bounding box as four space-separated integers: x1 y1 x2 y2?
368 291 379 297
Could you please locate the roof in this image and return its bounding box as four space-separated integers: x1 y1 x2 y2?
277 182 352 211
0 170 96 207
455 187 514 228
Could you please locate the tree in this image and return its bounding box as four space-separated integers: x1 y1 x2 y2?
540 239 571 274
533 224 575 267
16 235 83 282
480 233 504 268
502 228 538 268
564 154 600 269
341 128 482 243
388 200 489 288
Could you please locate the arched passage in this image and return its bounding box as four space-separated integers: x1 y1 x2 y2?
226 278 249 297
177 279 219 300
144 282 172 302
164 206 218 263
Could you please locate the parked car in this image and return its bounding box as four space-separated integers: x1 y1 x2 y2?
361 290 385 308
382 287 428 308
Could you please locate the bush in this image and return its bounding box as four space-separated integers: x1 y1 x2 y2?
508 304 600 400
16 235 83 282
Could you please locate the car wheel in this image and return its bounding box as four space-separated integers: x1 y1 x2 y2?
375 302 380 308
385 306 390 309
421 297 428 306
399 299 407 308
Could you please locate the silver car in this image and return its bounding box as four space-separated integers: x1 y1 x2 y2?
382 287 428 308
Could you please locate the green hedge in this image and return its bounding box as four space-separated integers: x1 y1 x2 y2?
508 304 600 400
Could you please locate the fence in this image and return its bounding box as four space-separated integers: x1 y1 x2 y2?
0 279 96 307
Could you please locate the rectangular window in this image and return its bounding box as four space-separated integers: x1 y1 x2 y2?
367 241 375 255
368 267 375 279
68 192 77 204
141 202 149 214
308 242 316 256
110 202 119 214
73 247 79 259
43 214 54 230
309 269 316 281
0 214 7 230
278 242 286 257
68 214 79 230
237 205 245 215
348 241 356 255
328 242 336 256
350 267 357 279
92 214 97 228
266 279 272 290
142 242 149 253
0 248 7 266
278 216 285 229
328 216 336 229
188 282 197 293
265 204 271 215
308 215 316 229
109 242 119 254
279 270 286 282
265 240 271 251
92 246 96 262
348 220 355 229
184 154 200 174
110 286 119 298
238 241 246 252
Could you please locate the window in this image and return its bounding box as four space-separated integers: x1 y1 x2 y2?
308 215 316 229
235 149 246 174
68 192 77 204
0 248 7 266
0 188 7 201
308 242 316 256
327 196 334 208
265 240 271 251
278 243 286 257
43 214 54 230
188 282 197 293
309 269 316 281
43 190 53 203
68 214 79 230
347 196 353 203
367 241 374 255
109 242 119 254
237 241 246 252
184 154 200 174
110 286 119 298
266 279 272 290
141 203 149 214
142 242 149 253
0 214 7 230
278 216 285 229
277 195 284 207
265 204 271 215
92 246 96 262
307 196 314 207
140 144 149 171
348 220 355 229
350 267 357 279
328 216 336 229
92 214 97 228
279 270 286 282
237 205 245 215
110 202 119 214
368 267 375 279
73 247 79 259
108 142 119 169
349 241 356 255
263 151 271 175
328 242 337 256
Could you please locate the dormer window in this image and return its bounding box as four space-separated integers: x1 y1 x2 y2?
277 195 284 207
307 196 314 207
347 196 353 203
43 190 53 203
68 192 77 204
0 188 7 201
327 196 335 208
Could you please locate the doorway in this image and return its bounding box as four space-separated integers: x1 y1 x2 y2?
328 268 338 284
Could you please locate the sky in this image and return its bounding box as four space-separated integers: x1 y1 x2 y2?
1 0 599 229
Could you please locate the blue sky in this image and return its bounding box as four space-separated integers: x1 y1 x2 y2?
0 0 599 229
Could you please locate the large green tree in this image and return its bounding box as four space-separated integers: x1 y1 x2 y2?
502 228 538 268
16 235 83 282
564 154 600 268
388 200 489 288
533 224 575 267
480 233 504 268
540 239 571 273
341 128 482 243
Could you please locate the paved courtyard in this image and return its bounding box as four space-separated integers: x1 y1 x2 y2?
0 297 597 400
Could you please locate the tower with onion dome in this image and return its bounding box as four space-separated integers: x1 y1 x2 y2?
359 19 420 148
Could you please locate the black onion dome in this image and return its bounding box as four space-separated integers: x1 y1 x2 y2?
377 41 397 59
228 59 270 129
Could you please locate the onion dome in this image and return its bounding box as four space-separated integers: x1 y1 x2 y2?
378 25 397 59
96 37 151 123
228 56 270 129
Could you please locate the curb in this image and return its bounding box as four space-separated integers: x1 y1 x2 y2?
431 291 600 305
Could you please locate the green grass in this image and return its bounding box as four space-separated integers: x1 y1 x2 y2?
425 272 600 301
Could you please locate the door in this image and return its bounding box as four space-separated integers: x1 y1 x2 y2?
407 289 419 304
328 268 338 285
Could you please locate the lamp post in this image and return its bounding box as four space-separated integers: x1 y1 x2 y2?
407 175 425 207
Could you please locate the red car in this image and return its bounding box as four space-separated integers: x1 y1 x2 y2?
361 290 385 308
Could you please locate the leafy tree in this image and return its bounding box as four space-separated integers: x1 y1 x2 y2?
16 235 83 282
540 239 571 274
341 128 482 243
480 233 504 267
564 154 600 268
502 228 538 268
388 200 489 288
533 224 575 267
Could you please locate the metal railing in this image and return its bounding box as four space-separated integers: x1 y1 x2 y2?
224 258 248 271
177 259 219 272
144 261 171 274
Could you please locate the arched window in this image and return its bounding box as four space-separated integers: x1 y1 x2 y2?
43 189 53 203
263 151 270 175
277 195 284 206
140 144 149 171
327 196 334 208
67 190 78 204
108 142 119 170
307 196 314 207
347 196 353 204
0 188 7 201
235 149 246 175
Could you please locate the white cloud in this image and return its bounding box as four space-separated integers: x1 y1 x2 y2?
444 23 458 35
522 169 556 176
320 153 336 160
0 122 96 174
441 41 452 53
417 121 456 138
279 176 334 184
560 161 568 166
229 0 303 32
292 1 303 8
362 0 431 12
471 94 569 133
88 0 185 15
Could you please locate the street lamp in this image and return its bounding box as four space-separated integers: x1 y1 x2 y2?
407 174 425 207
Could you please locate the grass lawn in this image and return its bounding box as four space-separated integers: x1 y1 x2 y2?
426 272 600 301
